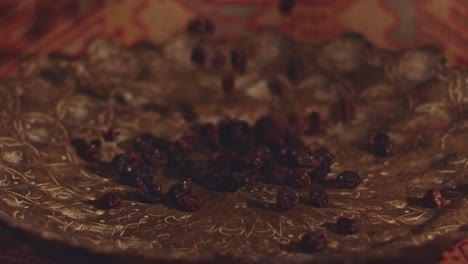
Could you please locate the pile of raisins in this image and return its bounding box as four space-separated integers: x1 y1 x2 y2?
81 111 367 214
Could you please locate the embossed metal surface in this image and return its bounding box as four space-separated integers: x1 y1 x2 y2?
0 32 466 263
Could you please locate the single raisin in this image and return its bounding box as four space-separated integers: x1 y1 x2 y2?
102 128 120 142
336 170 361 189
230 49 247 73
137 182 164 203
191 45 206 66
423 188 447 208
286 169 312 188
278 0 296 15
315 147 335 164
112 153 153 186
372 133 395 157
299 232 328 252
176 194 201 212
308 148 335 182
249 146 272 169
336 217 359 235
167 179 193 203
96 191 121 209
295 146 320 168
143 148 168 168
309 187 328 208
276 186 298 210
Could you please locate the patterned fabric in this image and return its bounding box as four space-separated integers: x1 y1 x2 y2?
0 0 466 78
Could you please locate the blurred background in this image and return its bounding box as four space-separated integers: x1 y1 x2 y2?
0 0 467 78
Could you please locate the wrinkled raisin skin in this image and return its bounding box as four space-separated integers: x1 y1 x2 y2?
137 182 164 203
309 187 328 208
336 170 361 189
423 188 447 208
286 169 312 188
176 194 201 212
276 186 298 211
96 192 121 209
166 179 193 203
299 232 327 252
372 133 395 157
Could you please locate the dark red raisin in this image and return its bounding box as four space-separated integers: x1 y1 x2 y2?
315 147 336 164
336 217 359 235
137 182 164 203
249 146 272 169
299 232 327 252
166 140 190 166
423 188 447 208
102 128 120 142
176 194 201 212
167 179 193 203
222 73 235 96
278 0 296 15
286 169 312 188
372 133 395 157
296 147 320 168
276 186 298 210
308 148 335 182
267 77 286 97
191 45 206 66
112 153 153 186
143 148 168 168
336 170 361 189
84 139 101 162
187 18 215 35
309 186 328 208
96 191 121 209
230 49 247 73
